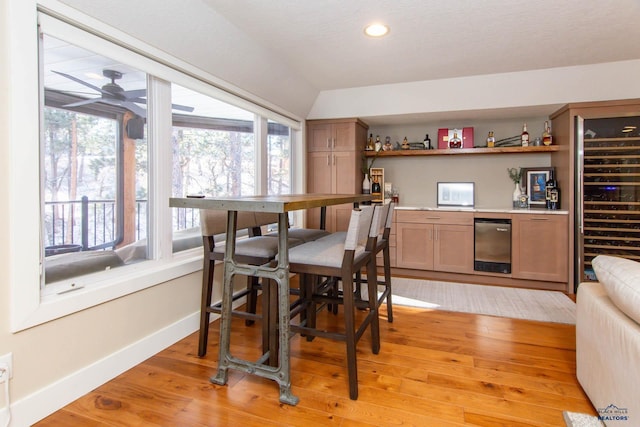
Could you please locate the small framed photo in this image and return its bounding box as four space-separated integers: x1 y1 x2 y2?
521 167 554 207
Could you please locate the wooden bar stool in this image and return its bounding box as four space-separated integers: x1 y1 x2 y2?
287 205 384 399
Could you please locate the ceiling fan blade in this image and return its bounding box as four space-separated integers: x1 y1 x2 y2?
93 98 148 118
172 103 195 112
126 97 193 113
121 89 147 99
52 70 111 96
63 98 102 108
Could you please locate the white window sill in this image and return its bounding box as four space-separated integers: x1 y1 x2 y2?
16 250 202 332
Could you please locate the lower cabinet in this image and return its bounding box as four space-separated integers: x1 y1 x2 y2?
394 209 569 286
512 213 569 283
395 211 474 274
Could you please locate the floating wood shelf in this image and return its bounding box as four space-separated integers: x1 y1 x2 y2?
364 145 561 157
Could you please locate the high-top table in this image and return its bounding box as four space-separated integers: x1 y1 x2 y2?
170 193 371 405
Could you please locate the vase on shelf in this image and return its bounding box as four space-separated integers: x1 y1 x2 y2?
512 182 522 208
362 174 371 204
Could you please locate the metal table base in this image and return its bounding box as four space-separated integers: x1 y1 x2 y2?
209 210 299 405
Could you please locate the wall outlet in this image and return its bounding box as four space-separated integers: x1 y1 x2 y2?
0 353 12 381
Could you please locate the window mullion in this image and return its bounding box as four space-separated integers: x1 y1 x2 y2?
147 76 173 259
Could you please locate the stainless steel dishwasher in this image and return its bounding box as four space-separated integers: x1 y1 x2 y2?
474 218 511 274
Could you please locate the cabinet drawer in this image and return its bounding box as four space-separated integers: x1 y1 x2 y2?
396 210 473 225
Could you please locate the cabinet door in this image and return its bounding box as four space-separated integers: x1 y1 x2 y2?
396 222 434 270
434 224 474 273
306 152 332 228
307 123 333 152
333 122 357 151
333 151 359 194
512 214 568 282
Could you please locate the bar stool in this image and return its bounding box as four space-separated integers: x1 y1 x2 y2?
357 202 395 322
287 205 384 399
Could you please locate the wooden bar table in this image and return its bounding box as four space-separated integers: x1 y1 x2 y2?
169 193 372 405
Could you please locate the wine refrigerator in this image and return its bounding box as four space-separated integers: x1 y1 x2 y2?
575 115 640 282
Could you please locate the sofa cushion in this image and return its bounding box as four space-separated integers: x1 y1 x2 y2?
592 255 640 325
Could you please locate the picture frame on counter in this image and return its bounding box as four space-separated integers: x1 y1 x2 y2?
521 167 554 207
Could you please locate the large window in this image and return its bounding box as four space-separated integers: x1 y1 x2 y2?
6 9 301 331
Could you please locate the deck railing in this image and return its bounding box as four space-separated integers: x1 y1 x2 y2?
44 197 199 255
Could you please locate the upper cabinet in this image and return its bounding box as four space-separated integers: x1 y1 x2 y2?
306 118 368 232
307 119 367 152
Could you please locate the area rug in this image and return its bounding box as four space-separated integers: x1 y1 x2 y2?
385 278 576 324
563 411 604 427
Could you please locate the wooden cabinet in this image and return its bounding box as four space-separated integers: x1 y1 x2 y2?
306 119 368 232
512 213 568 283
395 210 474 274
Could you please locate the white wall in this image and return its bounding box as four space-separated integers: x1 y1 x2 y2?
308 60 640 121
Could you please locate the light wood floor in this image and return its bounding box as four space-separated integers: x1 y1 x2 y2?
35 291 594 426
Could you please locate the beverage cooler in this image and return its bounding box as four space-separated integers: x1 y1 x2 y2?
575 115 640 283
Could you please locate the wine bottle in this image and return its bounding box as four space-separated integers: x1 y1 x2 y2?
371 176 382 201
486 131 495 148
521 123 529 147
545 170 558 209
423 133 432 149
375 135 382 151
549 186 560 210
449 132 462 148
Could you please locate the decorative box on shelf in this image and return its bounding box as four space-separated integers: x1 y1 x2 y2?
369 167 384 204
437 127 474 149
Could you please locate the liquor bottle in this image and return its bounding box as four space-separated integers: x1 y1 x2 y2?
371 175 382 201
521 123 529 147
449 132 462 148
375 135 382 151
423 133 432 149
366 133 374 151
486 131 495 148
545 170 558 209
542 121 553 146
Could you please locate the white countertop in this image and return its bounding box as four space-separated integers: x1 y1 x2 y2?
394 205 569 215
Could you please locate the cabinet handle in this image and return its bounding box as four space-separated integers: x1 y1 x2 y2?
333 154 336 165
326 137 331 148
531 217 550 221
425 216 441 220
430 229 433 240
327 155 330 166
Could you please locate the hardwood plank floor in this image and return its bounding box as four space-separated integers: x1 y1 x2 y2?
35 291 594 426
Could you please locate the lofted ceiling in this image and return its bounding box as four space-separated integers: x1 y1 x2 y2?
202 0 640 91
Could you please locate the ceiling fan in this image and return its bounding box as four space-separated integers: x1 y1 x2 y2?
52 69 194 117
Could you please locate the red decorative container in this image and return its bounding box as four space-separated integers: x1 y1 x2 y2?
437 127 474 149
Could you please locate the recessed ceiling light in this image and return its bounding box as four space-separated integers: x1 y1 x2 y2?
364 23 389 38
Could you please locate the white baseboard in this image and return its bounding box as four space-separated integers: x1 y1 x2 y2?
10 311 202 426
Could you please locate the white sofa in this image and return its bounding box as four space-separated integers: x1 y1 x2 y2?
576 255 640 425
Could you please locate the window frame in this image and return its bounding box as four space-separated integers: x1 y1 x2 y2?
8 0 302 332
